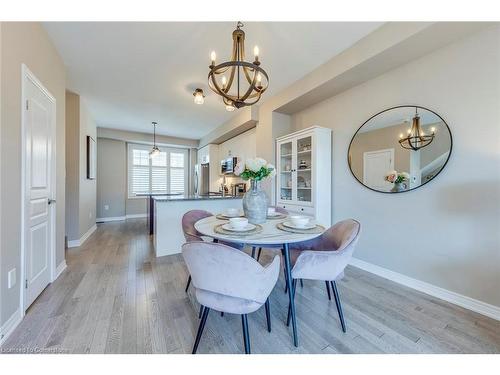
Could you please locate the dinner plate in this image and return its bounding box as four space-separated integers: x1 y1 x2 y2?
221 212 244 218
282 220 316 230
221 223 256 232
267 212 282 217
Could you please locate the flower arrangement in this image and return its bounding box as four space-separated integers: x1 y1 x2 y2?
234 158 276 181
385 170 410 184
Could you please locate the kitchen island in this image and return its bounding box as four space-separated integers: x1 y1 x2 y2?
153 195 243 257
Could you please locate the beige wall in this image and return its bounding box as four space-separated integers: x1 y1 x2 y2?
97 130 196 219
290 26 500 306
65 92 80 240
1 22 66 326
65 92 97 241
217 128 257 190
96 138 126 218
78 99 97 235
350 123 411 179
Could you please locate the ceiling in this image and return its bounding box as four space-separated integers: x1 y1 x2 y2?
44 22 382 140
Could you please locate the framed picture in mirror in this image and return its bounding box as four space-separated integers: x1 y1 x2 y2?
348 105 452 193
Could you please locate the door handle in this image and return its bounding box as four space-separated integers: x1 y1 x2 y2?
48 199 56 205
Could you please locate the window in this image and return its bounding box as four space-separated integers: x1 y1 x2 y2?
128 143 188 198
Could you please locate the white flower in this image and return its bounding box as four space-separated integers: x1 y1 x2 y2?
245 158 260 172
234 162 244 176
255 157 267 169
267 163 276 178
400 172 410 180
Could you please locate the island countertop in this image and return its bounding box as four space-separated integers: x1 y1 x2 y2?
153 194 243 257
152 194 243 202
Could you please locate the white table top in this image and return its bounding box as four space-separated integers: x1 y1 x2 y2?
194 216 324 246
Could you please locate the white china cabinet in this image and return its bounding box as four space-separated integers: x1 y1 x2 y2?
276 126 332 226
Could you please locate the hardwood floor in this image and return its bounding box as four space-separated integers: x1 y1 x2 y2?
2 219 499 354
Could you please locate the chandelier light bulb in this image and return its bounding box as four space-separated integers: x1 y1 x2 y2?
210 51 216 64
399 133 404 139
431 126 436 133
253 45 259 59
256 73 262 85
407 128 411 135
225 101 235 112
221 75 227 88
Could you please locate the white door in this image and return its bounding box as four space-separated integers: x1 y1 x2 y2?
363 149 394 192
23 68 56 308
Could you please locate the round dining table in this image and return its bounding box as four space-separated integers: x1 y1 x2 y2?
194 215 325 347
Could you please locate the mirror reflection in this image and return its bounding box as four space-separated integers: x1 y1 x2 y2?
348 106 452 193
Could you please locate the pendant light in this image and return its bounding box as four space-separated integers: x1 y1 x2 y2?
207 21 269 110
398 107 435 151
150 122 160 158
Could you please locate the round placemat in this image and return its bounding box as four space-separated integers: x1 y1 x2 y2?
266 213 288 220
214 223 263 236
216 214 245 220
276 222 325 234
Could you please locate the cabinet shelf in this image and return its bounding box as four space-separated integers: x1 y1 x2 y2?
276 126 332 226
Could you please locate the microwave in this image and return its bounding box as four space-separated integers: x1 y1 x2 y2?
221 157 238 175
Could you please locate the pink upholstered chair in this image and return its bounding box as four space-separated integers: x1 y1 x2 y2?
287 219 361 333
182 242 280 354
182 210 243 294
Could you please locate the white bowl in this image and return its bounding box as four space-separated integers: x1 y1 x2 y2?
225 208 239 217
229 217 248 230
267 207 276 215
289 215 310 228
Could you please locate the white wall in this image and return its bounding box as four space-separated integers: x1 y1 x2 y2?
291 26 500 307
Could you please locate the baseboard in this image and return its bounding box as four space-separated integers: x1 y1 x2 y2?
67 224 97 248
95 214 146 223
0 308 22 346
126 213 147 219
54 260 67 281
350 257 500 321
96 216 126 223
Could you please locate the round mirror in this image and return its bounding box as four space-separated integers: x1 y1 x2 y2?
348 106 452 193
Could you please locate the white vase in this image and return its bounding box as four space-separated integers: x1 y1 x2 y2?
242 180 268 224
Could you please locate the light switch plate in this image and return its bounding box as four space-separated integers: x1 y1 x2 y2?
8 268 16 289
104 205 109 210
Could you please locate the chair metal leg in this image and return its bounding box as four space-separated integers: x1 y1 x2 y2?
198 305 203 319
241 314 251 354
264 298 271 332
331 281 346 333
185 275 191 293
284 265 289 294
251 246 256 258
256 247 262 261
221 311 224 317
286 278 298 327
325 280 332 300
300 279 304 288
192 307 210 354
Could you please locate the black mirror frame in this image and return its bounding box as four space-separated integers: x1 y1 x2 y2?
347 105 453 194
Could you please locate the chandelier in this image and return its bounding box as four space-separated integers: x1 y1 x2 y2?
208 22 269 111
399 107 435 151
149 122 160 158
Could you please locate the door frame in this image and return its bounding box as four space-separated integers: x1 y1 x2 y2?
362 148 395 186
20 64 57 314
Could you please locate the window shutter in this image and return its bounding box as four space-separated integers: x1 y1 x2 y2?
127 144 188 198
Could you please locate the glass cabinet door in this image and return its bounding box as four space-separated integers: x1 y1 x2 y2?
279 141 293 202
295 135 312 203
